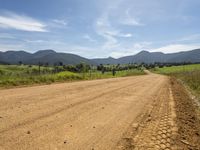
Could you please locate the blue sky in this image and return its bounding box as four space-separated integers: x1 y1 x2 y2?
0 0 200 58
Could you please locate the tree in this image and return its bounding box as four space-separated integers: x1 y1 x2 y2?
76 63 90 73
44 62 49 67
38 62 43 74
112 68 116 76
59 62 63 66
18 61 22 65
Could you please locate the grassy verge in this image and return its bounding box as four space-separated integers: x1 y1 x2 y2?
82 69 145 79
0 65 145 88
152 64 200 96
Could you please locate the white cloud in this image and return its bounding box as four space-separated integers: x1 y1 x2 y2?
109 41 152 58
96 15 133 38
118 33 132 38
0 11 47 32
151 44 200 53
52 19 68 26
109 50 136 58
109 52 125 58
83 34 96 42
95 14 119 50
24 40 47 43
95 13 134 52
132 42 152 49
95 10 149 58
119 9 144 26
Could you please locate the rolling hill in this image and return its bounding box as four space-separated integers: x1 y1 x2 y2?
0 48 200 65
93 49 200 64
0 50 93 65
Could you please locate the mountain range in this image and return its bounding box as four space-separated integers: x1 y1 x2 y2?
0 49 200 65
0 50 92 65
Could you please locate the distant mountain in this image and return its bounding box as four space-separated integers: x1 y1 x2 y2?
0 51 32 64
92 57 118 65
0 48 200 65
166 49 200 63
0 50 94 65
93 49 200 64
117 51 166 64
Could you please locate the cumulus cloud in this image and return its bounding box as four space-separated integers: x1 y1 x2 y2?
0 11 47 32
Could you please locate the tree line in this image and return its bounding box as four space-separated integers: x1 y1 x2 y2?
15 60 200 75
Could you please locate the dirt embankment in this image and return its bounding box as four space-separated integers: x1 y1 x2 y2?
170 78 200 149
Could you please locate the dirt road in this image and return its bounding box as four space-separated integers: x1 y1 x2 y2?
0 74 193 149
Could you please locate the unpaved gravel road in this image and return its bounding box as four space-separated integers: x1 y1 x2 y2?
0 73 186 149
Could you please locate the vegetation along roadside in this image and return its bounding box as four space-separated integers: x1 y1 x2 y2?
0 63 145 88
152 63 200 149
152 64 200 97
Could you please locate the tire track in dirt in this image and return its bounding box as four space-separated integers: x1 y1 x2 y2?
0 76 162 150
116 78 178 150
0 74 174 150
0 77 140 110
0 76 150 134
0 79 144 134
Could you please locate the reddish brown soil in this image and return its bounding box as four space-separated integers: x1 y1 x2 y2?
171 78 200 150
0 74 199 150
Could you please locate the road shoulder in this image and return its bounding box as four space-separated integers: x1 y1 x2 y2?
116 77 200 150
170 78 200 149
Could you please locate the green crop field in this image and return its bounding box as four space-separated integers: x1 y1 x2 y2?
152 64 200 96
0 65 145 87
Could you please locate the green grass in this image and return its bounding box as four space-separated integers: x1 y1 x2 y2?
152 64 200 96
0 65 145 87
83 69 145 80
152 64 200 74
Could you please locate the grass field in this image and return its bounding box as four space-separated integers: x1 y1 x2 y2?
0 65 145 87
152 64 200 96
